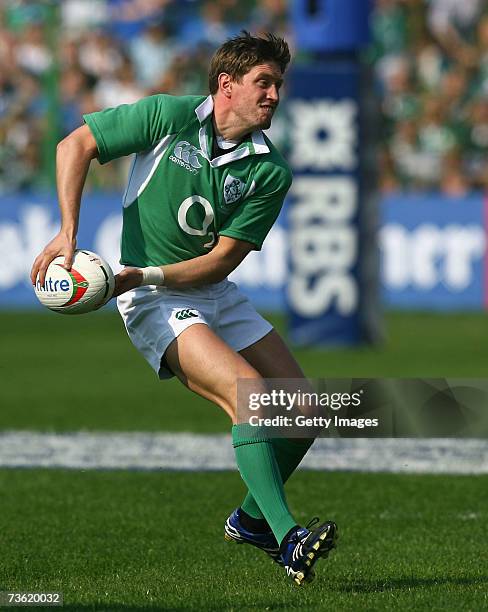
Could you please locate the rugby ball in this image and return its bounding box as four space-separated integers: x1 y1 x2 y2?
34 249 115 314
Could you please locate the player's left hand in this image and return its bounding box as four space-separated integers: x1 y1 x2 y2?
112 267 143 298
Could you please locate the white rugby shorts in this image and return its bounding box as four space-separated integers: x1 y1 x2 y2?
117 279 273 379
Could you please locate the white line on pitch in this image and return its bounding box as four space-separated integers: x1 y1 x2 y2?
0 432 487 474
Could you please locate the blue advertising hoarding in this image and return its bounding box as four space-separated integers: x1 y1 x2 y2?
0 192 487 313
380 193 487 310
0 193 122 308
0 192 285 311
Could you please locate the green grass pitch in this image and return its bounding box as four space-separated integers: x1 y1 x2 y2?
0 311 487 610
1 469 486 611
2 310 488 432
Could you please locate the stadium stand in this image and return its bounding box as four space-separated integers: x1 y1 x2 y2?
0 0 486 194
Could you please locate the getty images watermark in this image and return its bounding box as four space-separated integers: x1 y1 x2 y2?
247 388 375 431
236 378 488 438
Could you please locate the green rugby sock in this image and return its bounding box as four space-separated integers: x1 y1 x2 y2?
240 437 313 521
232 424 297 545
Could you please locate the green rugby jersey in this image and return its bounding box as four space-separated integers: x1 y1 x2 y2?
83 94 292 267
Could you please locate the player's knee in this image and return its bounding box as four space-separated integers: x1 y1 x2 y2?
218 364 266 423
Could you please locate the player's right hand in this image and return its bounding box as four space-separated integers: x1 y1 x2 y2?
112 267 144 298
30 232 77 287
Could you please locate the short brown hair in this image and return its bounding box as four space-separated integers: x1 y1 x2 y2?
208 31 291 95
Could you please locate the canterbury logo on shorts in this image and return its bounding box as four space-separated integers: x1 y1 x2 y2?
175 309 199 320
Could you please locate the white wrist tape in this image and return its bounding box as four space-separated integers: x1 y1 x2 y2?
140 266 165 286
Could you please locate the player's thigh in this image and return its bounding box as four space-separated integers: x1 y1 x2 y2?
240 330 318 429
239 329 305 379
165 323 264 421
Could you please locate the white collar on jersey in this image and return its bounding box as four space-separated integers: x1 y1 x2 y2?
195 95 269 167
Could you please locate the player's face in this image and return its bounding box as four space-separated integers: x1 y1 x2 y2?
231 62 283 131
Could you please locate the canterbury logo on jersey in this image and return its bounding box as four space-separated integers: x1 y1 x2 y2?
169 140 204 174
175 309 199 320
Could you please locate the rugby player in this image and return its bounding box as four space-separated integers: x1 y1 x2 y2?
31 31 337 585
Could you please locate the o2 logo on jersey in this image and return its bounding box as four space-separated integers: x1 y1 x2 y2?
177 196 216 248
170 141 204 174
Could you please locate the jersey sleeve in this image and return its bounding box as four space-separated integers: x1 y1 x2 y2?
83 94 200 164
219 164 292 250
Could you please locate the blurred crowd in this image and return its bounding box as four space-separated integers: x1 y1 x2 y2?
0 0 288 192
372 0 488 194
0 0 486 195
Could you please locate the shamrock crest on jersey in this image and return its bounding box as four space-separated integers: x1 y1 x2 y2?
223 175 244 205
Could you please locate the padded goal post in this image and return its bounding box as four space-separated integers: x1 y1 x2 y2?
286 0 382 346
